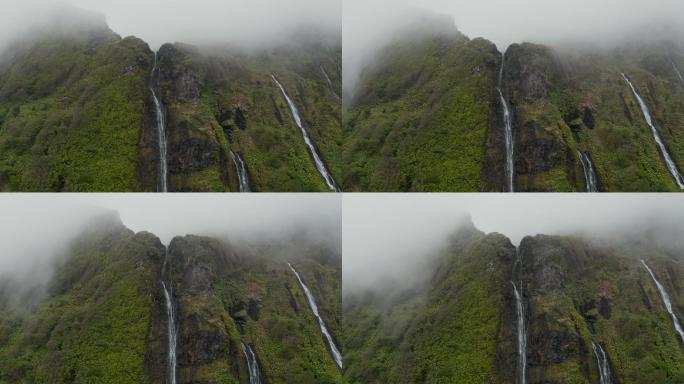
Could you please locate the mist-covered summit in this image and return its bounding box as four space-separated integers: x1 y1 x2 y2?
343 10 684 191
0 6 341 192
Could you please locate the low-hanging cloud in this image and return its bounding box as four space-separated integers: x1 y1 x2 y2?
343 0 684 96
343 194 684 297
0 0 340 54
0 194 340 292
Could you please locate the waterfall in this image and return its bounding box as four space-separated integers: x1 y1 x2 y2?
498 53 515 192
271 75 339 192
161 249 177 384
512 281 527 384
673 61 684 86
641 260 684 344
591 341 613 384
320 65 340 99
287 263 343 370
230 151 251 192
622 74 684 188
577 151 598 192
241 343 263 384
150 53 169 192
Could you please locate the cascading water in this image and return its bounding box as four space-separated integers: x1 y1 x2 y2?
622 74 684 188
320 65 340 99
673 61 684 86
577 151 598 192
512 281 527 384
271 75 339 192
641 260 684 344
591 341 613 384
287 262 343 370
230 151 251 192
510 247 527 384
161 249 177 384
150 53 169 192
241 342 263 384
498 53 515 192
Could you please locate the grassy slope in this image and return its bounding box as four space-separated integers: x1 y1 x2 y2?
169 235 341 383
343 229 515 383
0 220 164 383
161 39 341 192
0 31 152 191
343 29 500 191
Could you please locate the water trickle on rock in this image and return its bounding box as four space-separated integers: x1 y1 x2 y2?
320 65 340 100
577 151 598 192
641 260 684 344
150 53 169 192
622 74 684 188
271 75 339 191
591 341 613 384
498 53 515 192
242 342 263 384
288 262 343 369
231 151 251 192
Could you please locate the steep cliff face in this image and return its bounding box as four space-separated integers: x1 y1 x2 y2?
345 21 684 191
0 23 154 191
343 23 501 191
343 227 684 383
165 235 342 383
0 221 342 384
152 38 341 192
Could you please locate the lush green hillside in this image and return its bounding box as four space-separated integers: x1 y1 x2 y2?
343 224 684 383
0 13 341 192
0 217 342 384
343 19 684 191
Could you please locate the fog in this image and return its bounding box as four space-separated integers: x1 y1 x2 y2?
0 0 340 53
0 194 340 291
343 0 684 96
343 193 684 296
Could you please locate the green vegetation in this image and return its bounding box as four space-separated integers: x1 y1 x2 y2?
0 218 342 383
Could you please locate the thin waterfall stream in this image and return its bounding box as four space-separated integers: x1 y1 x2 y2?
288 263 343 370
241 342 263 384
591 341 613 384
161 248 177 384
230 151 251 192
622 74 684 188
498 53 515 192
641 260 684 344
320 65 340 99
271 75 339 191
150 53 169 192
577 151 598 192
673 61 684 86
511 248 527 384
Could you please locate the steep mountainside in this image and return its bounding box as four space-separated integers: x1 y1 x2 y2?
344 19 684 191
0 13 341 192
0 216 342 384
343 223 684 383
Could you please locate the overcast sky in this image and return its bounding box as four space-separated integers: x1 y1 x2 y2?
343 193 684 296
343 0 684 95
1 0 340 52
0 194 340 283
